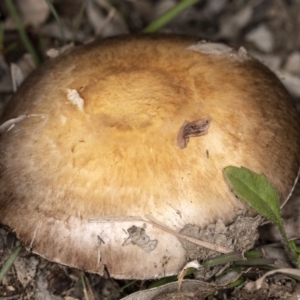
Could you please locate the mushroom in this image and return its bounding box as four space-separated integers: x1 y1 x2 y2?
0 34 299 280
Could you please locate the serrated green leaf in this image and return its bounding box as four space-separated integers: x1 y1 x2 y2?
224 166 300 268
223 166 283 228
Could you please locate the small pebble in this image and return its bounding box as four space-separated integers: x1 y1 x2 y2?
220 6 253 38
284 52 300 76
246 24 274 53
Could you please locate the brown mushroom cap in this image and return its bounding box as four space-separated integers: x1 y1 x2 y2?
0 35 299 279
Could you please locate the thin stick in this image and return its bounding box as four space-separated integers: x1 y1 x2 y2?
145 215 232 254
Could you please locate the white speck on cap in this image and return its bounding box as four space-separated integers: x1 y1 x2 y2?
67 88 84 111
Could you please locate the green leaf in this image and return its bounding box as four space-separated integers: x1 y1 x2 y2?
223 166 283 228
223 166 300 268
142 0 199 33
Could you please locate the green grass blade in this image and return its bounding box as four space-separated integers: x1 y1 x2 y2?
0 22 4 56
142 0 200 33
0 245 22 282
147 276 177 289
203 251 244 268
44 0 66 44
5 0 40 65
227 277 245 288
0 22 4 46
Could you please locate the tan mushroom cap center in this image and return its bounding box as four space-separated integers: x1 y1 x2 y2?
85 69 181 131
37 59 246 223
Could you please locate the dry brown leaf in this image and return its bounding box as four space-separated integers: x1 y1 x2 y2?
121 280 217 300
177 260 201 290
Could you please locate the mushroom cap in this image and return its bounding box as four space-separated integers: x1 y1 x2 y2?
0 35 299 279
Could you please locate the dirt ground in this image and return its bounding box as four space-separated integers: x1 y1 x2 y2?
1 0 300 299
